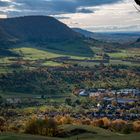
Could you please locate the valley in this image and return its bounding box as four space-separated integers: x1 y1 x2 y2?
0 16 140 140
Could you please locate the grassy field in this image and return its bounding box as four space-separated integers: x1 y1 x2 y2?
42 61 63 66
12 47 63 60
5 47 140 66
0 134 59 140
107 48 140 59
12 47 92 60
0 125 140 140
0 46 140 74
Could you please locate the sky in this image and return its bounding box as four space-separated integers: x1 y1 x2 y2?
0 0 140 32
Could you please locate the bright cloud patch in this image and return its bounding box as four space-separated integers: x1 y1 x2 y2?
0 14 7 18
56 0 140 32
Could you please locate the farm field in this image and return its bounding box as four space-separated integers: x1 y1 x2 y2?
0 46 139 75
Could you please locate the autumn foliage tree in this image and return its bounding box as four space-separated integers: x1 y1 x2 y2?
110 119 132 134
25 117 57 136
133 121 140 132
55 115 73 125
92 117 111 128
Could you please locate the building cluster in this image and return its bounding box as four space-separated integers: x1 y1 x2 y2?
79 88 140 98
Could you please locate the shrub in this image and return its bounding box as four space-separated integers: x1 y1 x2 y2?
121 124 132 134
102 117 111 128
56 115 73 125
92 119 104 128
25 117 57 136
0 116 5 132
133 121 140 132
111 119 127 132
81 119 91 125
92 118 111 129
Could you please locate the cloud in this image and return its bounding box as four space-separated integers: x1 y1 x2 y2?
0 0 121 17
0 14 7 18
0 0 140 32
0 0 10 7
76 7 94 13
57 0 140 32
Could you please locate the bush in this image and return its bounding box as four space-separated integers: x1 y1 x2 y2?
92 118 111 129
0 116 6 132
81 119 91 125
92 119 104 128
25 117 57 136
102 117 111 128
121 124 132 134
133 121 140 132
56 115 73 125
111 119 127 132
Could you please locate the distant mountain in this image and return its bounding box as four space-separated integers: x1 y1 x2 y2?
0 16 93 56
136 38 140 42
73 28 95 38
73 28 140 44
128 37 140 48
0 16 82 43
0 28 12 43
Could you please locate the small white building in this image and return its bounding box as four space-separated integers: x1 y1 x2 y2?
89 92 100 97
79 90 89 96
6 98 21 104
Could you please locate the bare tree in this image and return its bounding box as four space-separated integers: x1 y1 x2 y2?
134 0 140 6
134 0 140 11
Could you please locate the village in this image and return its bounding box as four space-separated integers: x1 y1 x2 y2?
0 88 140 122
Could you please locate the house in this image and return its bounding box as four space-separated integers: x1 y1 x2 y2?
98 89 106 93
103 97 138 105
89 88 108 97
89 92 100 97
79 90 89 97
6 98 22 104
103 97 114 103
118 89 140 95
117 98 138 104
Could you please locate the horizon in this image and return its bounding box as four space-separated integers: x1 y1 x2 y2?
0 0 140 32
0 14 140 34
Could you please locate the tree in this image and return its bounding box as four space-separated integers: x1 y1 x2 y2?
134 0 140 11
111 119 127 132
134 0 140 6
65 98 72 106
0 117 5 132
25 118 58 136
0 96 3 104
133 121 140 132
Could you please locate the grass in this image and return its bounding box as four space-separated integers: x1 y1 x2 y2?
0 133 60 140
0 125 140 140
108 52 128 59
12 47 63 60
91 47 103 54
12 47 140 61
45 39 94 57
12 47 93 60
110 60 140 66
0 67 23 74
0 90 39 98
77 62 101 67
42 61 63 67
107 48 140 59
0 46 140 74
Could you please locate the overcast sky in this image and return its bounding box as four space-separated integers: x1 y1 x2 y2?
0 0 140 32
